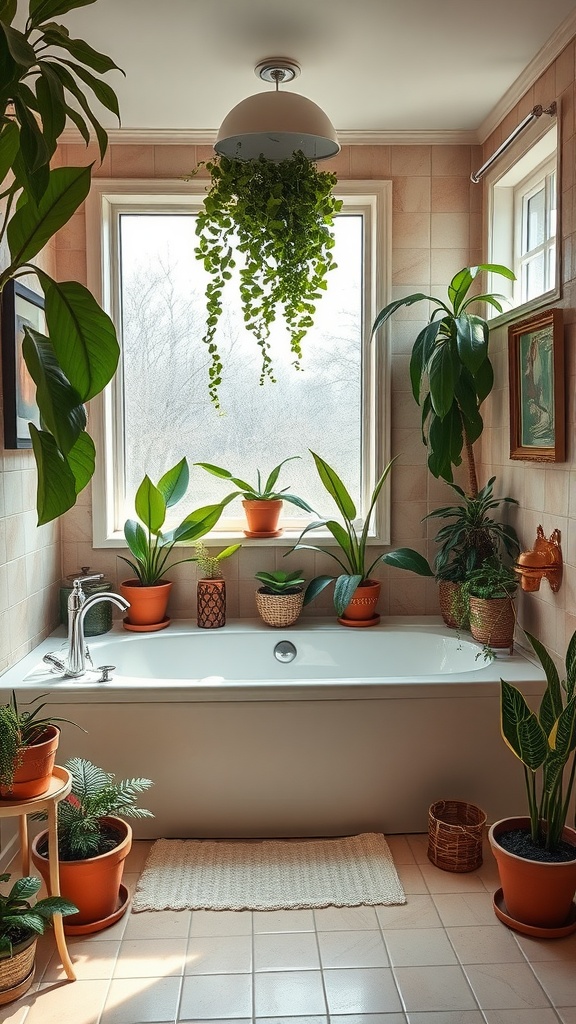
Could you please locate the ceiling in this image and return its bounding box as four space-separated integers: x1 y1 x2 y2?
65 0 576 139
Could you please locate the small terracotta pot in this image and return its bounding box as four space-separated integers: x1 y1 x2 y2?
340 579 381 624
31 816 132 932
489 816 576 928
242 499 283 536
197 579 226 628
469 596 515 650
0 725 60 801
120 579 172 627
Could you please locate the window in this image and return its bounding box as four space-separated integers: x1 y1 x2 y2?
488 124 558 314
87 180 391 545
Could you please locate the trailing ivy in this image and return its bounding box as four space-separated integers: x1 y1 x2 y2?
191 151 342 407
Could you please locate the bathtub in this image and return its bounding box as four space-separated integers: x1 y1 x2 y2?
1 617 546 839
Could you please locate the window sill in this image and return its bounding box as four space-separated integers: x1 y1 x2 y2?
488 286 560 330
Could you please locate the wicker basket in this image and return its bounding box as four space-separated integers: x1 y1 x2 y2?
438 580 469 629
0 936 36 1005
427 799 487 873
468 596 515 651
255 589 304 627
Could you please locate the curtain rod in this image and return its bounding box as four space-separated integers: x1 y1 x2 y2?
471 101 557 183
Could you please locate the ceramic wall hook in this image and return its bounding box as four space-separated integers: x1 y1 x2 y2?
514 525 563 593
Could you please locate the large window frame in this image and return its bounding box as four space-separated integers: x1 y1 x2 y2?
87 178 392 548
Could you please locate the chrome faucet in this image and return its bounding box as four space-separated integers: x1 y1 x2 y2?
65 576 130 677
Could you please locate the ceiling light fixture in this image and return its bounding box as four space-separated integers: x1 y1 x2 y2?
214 58 340 162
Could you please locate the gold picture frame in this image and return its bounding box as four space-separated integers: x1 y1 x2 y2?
508 307 564 462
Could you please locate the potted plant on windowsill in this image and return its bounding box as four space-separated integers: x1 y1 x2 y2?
195 457 315 537
31 758 153 936
0 874 77 1005
0 692 78 801
119 458 225 630
291 451 394 626
194 542 242 628
489 628 576 935
255 569 306 627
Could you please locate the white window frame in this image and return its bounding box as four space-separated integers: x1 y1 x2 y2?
487 121 559 322
86 178 392 548
515 159 556 303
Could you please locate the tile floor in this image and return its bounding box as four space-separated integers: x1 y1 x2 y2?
2 833 576 1024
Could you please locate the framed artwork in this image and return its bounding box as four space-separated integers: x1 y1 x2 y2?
508 307 564 462
1 279 44 449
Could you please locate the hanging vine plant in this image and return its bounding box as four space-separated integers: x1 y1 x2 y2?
190 151 342 407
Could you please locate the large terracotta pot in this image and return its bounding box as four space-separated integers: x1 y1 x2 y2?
197 579 226 628
119 579 172 628
489 816 576 928
242 499 283 537
0 725 59 801
339 579 381 626
31 816 132 932
468 596 515 650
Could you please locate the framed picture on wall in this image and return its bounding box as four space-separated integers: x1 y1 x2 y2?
1 279 44 449
508 307 564 462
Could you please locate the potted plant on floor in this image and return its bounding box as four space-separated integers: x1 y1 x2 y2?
0 874 77 1005
120 458 225 629
255 569 306 627
195 457 315 537
31 758 153 935
489 628 576 934
462 558 519 654
188 151 342 407
194 542 242 628
291 451 394 625
0 692 78 800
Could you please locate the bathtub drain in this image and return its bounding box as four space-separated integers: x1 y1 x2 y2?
274 640 297 663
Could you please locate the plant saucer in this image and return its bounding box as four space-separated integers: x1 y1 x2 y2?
123 616 170 633
493 887 576 937
243 529 284 539
64 884 130 935
337 613 381 628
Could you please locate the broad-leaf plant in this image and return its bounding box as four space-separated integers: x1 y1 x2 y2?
189 151 343 407
0 873 76 958
0 0 123 524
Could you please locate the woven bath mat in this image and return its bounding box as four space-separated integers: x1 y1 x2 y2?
132 832 406 912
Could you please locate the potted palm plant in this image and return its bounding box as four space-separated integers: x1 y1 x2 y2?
120 458 225 629
0 874 77 1005
31 758 153 936
0 692 77 800
255 569 306 627
291 451 394 625
195 457 315 537
489 628 576 934
194 542 241 628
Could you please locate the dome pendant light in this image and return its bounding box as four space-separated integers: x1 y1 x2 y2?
214 58 340 162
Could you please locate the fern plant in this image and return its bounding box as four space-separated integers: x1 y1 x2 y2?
0 691 77 792
0 874 77 959
38 758 154 860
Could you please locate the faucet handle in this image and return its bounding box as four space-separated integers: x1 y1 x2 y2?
72 573 104 589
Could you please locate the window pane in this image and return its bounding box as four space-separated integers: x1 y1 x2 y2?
525 186 545 251
523 252 545 300
548 171 557 240
119 213 363 522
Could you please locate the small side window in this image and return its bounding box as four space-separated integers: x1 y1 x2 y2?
515 160 556 304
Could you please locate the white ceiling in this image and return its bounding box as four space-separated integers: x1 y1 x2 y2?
66 0 576 138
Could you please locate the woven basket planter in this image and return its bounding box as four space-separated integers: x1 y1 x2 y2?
0 935 36 1006
428 799 487 873
256 589 304 628
438 580 469 630
468 596 515 651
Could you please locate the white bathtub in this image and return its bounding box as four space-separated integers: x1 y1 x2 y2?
1 618 546 838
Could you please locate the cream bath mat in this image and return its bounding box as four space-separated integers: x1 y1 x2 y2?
132 832 406 912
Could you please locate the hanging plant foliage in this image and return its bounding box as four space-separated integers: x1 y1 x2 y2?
190 151 343 407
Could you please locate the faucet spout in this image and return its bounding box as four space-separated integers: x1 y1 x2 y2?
66 592 130 677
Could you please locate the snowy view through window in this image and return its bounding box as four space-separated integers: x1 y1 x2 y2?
119 213 363 524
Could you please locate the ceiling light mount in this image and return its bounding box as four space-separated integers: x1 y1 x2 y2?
214 58 339 163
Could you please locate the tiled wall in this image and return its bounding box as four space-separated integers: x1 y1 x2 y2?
55 140 480 624
478 39 576 663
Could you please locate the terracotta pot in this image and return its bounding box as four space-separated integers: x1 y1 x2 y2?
438 580 469 630
242 499 283 536
31 816 132 932
197 579 226 628
340 579 381 624
0 935 36 1006
468 596 515 650
119 579 172 627
0 725 59 801
489 816 576 928
256 589 304 627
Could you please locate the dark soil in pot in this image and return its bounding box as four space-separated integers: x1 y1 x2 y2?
496 827 576 863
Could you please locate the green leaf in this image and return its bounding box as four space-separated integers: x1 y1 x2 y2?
0 122 19 186
35 63 66 154
428 342 457 419
29 0 98 24
500 679 548 770
157 459 189 508
382 548 434 576
448 267 473 313
40 26 123 75
370 293 441 338
9 876 41 900
45 60 108 158
21 326 86 454
60 58 120 119
0 0 17 22
309 450 356 521
334 574 363 616
473 357 494 404
172 504 224 543
264 457 298 495
0 22 36 67
303 575 334 606
29 424 78 525
65 430 95 494
7 165 91 269
12 94 50 178
135 477 166 534
455 313 488 373
524 630 563 734
410 320 444 404
124 519 148 563
38 275 120 400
